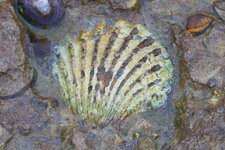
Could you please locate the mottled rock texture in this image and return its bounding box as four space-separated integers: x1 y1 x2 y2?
0 0 224 150
0 124 12 148
110 0 140 10
182 23 225 88
171 97 225 150
0 5 24 72
0 4 30 96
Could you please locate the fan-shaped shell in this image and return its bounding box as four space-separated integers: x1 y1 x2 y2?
53 20 173 125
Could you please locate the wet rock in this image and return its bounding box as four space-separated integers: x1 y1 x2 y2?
213 1 225 22
0 125 12 148
63 0 81 8
57 125 76 149
31 38 52 59
0 5 25 72
172 97 225 150
0 4 30 96
119 140 138 150
129 119 156 136
0 0 8 3
6 135 63 150
77 120 89 133
181 23 225 88
50 99 60 108
0 69 30 97
84 132 99 149
30 98 48 112
17 124 31 136
0 93 49 134
136 137 156 150
73 126 124 150
110 0 140 10
96 128 118 150
115 115 140 137
72 131 88 150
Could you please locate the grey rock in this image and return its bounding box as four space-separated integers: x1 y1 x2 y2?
171 97 225 150
182 23 225 88
0 125 12 148
72 132 88 150
0 4 30 97
0 94 49 134
213 1 225 22
0 5 25 72
110 0 140 10
0 0 7 3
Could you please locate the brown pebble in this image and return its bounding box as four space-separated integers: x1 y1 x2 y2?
186 13 213 36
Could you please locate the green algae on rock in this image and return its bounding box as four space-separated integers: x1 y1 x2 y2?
53 20 174 125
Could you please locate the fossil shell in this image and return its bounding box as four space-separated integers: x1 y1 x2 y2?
186 12 214 37
53 20 173 125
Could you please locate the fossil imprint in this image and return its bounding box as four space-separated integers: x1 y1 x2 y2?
53 20 174 125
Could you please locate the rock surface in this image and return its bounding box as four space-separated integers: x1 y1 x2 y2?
170 96 225 150
0 0 7 3
0 125 12 148
0 0 224 150
181 23 225 88
0 92 49 134
0 5 25 72
0 4 30 97
110 0 140 10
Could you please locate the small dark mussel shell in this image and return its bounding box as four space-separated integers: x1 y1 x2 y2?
186 12 214 37
212 0 225 22
15 0 65 29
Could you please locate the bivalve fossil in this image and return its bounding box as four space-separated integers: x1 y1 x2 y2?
186 12 214 37
53 20 174 125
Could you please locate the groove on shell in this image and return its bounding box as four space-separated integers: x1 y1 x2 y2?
53 20 174 125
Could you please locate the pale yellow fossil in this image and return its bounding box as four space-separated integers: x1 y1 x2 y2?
53 20 174 125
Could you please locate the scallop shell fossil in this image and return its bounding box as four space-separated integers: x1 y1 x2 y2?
53 20 174 125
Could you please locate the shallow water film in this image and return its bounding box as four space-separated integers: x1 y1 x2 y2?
0 0 224 150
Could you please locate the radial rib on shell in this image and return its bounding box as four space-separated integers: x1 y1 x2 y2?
53 20 174 125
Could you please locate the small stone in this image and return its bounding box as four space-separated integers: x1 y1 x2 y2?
84 132 98 149
212 1 225 22
17 125 31 136
110 0 140 10
137 137 156 150
207 77 218 87
77 120 89 133
72 132 88 150
0 125 12 148
30 98 48 111
119 140 138 150
51 99 60 108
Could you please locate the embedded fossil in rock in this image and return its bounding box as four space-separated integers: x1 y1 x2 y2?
186 12 215 37
53 20 174 126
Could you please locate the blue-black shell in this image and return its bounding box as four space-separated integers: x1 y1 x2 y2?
15 0 65 28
